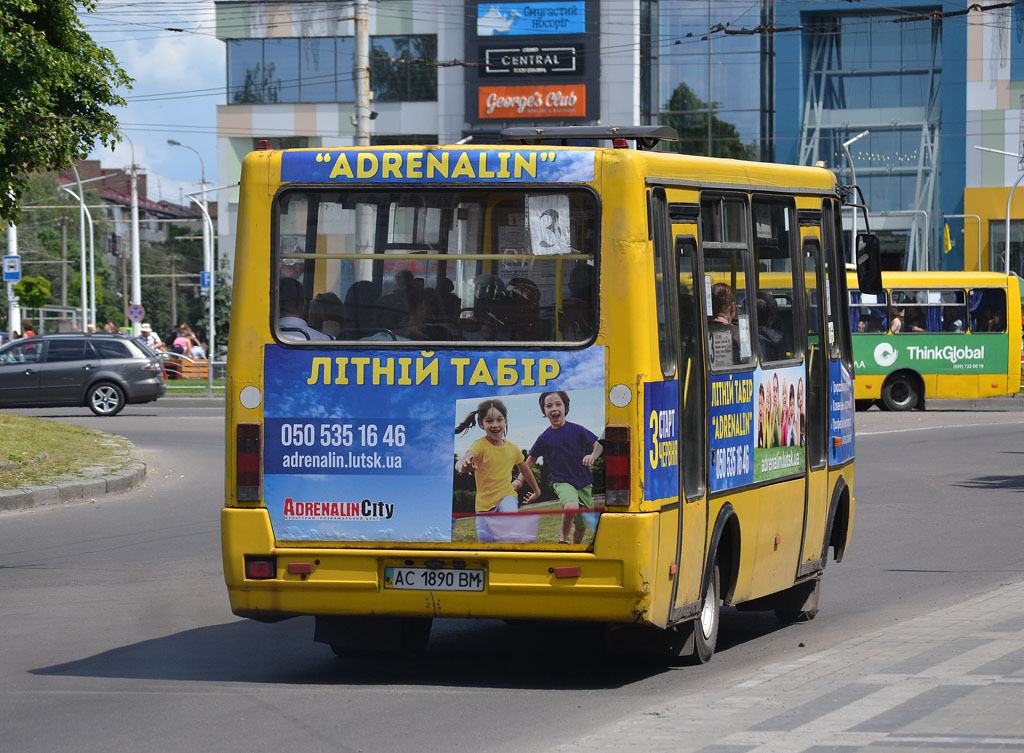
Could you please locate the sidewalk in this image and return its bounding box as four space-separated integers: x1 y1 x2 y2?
553 579 1024 752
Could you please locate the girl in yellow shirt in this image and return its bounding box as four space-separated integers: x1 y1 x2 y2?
455 398 541 543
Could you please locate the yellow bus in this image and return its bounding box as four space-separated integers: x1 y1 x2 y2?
847 271 1022 411
222 126 870 660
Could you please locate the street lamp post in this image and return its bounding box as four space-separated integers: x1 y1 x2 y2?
167 140 209 322
973 146 1024 274
842 130 870 262
118 131 142 335
61 170 114 330
185 192 215 393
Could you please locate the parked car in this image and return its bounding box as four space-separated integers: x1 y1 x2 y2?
0 334 165 416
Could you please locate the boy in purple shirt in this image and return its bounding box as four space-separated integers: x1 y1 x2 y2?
514 391 603 544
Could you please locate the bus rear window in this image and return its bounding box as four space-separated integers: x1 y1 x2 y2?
273 189 599 345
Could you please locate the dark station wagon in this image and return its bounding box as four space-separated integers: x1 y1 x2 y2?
0 334 165 416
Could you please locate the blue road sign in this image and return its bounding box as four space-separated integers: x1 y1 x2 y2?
200 271 211 289
3 255 21 282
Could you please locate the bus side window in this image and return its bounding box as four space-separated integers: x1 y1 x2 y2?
969 288 1007 333
751 198 801 364
850 290 888 333
700 195 755 370
651 187 678 378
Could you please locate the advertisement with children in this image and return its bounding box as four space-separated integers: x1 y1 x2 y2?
262 344 606 545
709 365 806 493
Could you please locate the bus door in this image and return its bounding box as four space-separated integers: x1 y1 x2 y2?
796 216 829 575
663 191 709 620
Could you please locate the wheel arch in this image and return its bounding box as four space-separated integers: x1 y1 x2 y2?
823 476 852 564
81 373 129 404
703 502 741 606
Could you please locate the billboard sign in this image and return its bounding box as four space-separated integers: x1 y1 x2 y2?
484 45 579 74
477 2 586 36
478 84 586 119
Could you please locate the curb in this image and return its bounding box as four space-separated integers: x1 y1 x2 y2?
0 455 147 514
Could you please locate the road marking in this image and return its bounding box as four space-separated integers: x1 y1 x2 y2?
858 418 1024 436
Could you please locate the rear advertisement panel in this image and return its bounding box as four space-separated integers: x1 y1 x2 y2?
263 345 606 545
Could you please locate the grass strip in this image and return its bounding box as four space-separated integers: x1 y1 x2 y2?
0 414 134 490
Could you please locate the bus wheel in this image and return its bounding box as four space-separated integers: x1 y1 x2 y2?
689 561 721 664
881 375 919 411
774 579 821 624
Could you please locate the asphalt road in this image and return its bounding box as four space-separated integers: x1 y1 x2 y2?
1 397 1022 753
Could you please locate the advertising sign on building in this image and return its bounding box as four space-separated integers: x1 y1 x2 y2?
464 0 599 125
484 45 579 75
478 84 586 119
476 2 586 36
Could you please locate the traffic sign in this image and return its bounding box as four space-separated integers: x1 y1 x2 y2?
200 270 211 289
3 255 21 282
127 304 146 322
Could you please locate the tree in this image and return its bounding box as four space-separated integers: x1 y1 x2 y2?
660 82 759 161
13 276 51 322
0 0 131 224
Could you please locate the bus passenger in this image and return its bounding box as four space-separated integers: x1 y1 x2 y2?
889 307 903 334
308 292 346 339
942 308 964 333
756 291 784 362
279 277 331 341
709 283 739 367
514 391 603 545
455 399 541 543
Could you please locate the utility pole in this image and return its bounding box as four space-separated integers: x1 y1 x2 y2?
60 215 68 307
6 221 21 338
354 0 371 147
169 250 177 327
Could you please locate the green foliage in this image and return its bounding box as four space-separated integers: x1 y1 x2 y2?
660 82 759 161
0 0 132 224
12 276 50 308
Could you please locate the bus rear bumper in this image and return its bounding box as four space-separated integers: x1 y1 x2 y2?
222 507 657 624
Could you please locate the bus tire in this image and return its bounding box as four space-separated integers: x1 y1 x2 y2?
881 374 920 411
774 578 821 624
689 560 721 664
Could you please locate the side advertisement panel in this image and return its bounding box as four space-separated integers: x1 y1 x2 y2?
263 345 606 545
829 359 855 465
709 365 807 493
853 334 1008 375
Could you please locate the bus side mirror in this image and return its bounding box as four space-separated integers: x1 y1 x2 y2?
856 233 882 295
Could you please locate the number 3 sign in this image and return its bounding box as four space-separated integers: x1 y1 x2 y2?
527 194 571 256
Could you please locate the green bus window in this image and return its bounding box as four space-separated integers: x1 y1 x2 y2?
969 288 1007 333
850 290 888 333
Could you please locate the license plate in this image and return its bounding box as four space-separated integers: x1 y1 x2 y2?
384 566 485 592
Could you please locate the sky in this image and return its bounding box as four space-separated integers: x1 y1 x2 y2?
81 0 224 207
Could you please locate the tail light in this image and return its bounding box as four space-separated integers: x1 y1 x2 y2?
604 425 630 506
141 359 161 371
237 423 262 501
245 556 275 579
